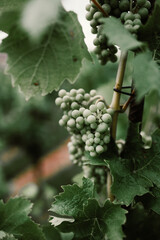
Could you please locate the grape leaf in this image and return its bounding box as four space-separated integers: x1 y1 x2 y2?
101 17 144 51
50 178 127 240
106 124 160 205
43 226 74 240
0 8 91 99
133 51 160 101
0 197 45 240
0 0 27 12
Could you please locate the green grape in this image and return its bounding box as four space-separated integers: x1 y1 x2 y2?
60 102 67 109
90 89 97 96
95 132 100 137
109 45 118 54
124 12 135 21
89 146 94 152
102 113 112 123
96 145 104 154
76 123 83 129
82 134 87 142
63 95 70 102
59 119 65 126
69 145 76 154
137 0 146 7
67 118 76 128
89 138 94 144
71 102 79 110
83 109 91 118
120 12 127 21
101 49 109 57
93 38 100 46
88 133 94 138
90 152 96 157
86 139 92 146
76 116 84 125
97 101 105 110
94 137 101 144
110 0 119 8
90 19 98 28
94 46 101 54
90 6 97 15
86 3 91 11
91 123 98 129
119 0 130 11
133 19 142 25
104 135 110 143
55 97 62 106
84 93 90 100
62 115 69 122
125 19 133 25
77 88 85 95
133 25 140 31
76 94 83 102
59 89 66 97
110 55 117 63
125 24 134 32
72 110 80 118
93 11 103 20
79 107 85 114
102 4 111 14
91 27 98 34
70 89 77 97
90 104 97 112
134 13 141 19
144 1 151 9
138 7 149 19
86 12 93 21
97 123 108 132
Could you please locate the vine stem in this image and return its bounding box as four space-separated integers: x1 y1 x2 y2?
107 51 128 201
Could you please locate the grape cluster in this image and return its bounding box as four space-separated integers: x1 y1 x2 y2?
86 1 118 65
55 89 113 165
86 0 152 64
83 165 107 192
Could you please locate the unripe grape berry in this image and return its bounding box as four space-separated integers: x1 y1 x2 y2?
87 115 96 124
76 94 83 102
96 145 104 154
83 109 91 118
102 113 112 123
102 4 111 14
60 102 67 109
137 0 146 7
84 93 90 100
101 50 109 57
144 1 151 9
79 107 85 114
89 146 94 152
110 55 117 63
94 46 101 54
67 119 76 127
95 132 100 137
94 137 100 144
133 19 142 25
76 123 83 129
85 4 91 11
134 13 141 19
125 19 133 25
59 119 65 126
93 38 100 46
69 145 76 154
110 45 118 54
138 8 149 19
125 24 134 32
97 123 108 132
72 110 80 118
55 97 62 106
76 116 84 125
88 133 94 138
90 89 97 96
71 102 79 110
97 101 105 110
70 89 77 97
77 88 85 95
120 12 127 21
104 135 110 143
63 95 70 102
91 27 98 34
90 152 96 157
91 123 97 129
90 104 97 112
90 6 97 15
90 19 98 28
119 0 130 11
93 11 103 20
86 139 92 146
89 138 94 144
62 115 69 122
124 12 135 21
59 89 66 97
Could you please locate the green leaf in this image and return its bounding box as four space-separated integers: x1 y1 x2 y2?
50 178 127 240
0 0 27 12
0 197 45 240
106 124 160 205
43 226 73 240
133 51 160 101
101 17 144 51
0 8 90 99
50 178 95 221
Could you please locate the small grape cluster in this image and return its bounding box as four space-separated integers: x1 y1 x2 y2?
55 89 113 165
86 0 118 65
85 0 152 65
